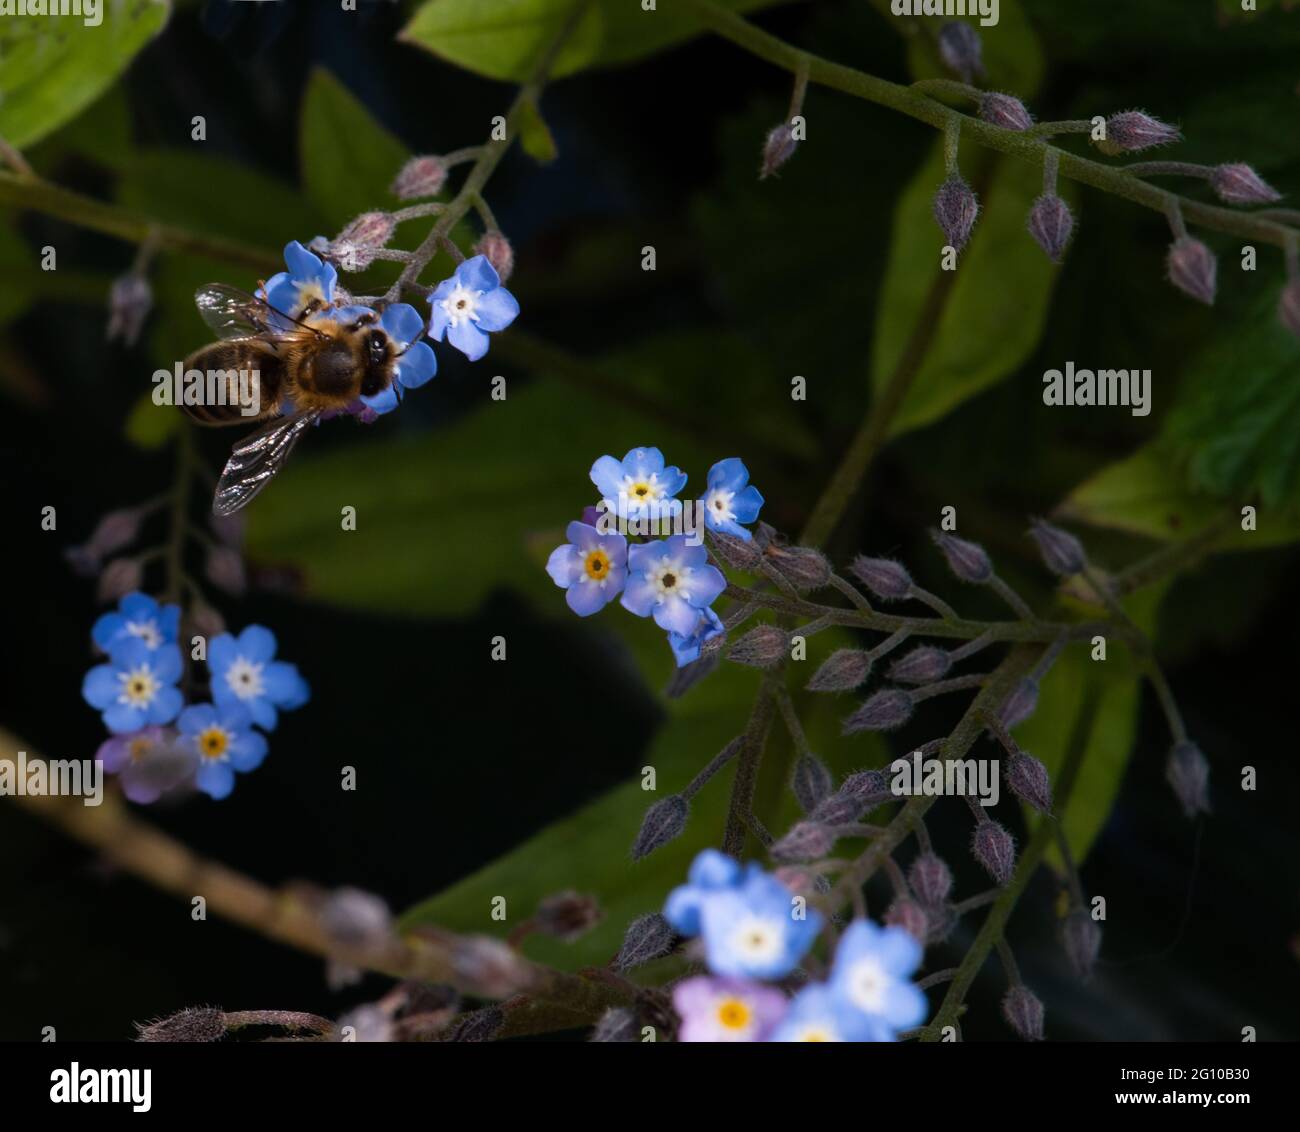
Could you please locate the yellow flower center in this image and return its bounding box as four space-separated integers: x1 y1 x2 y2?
716 998 752 1031
198 727 230 760
128 737 152 763
118 666 159 708
583 549 611 581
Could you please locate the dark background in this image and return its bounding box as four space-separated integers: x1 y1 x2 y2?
2 0 1298 1041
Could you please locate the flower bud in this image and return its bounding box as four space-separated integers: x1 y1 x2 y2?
320 887 393 949
450 937 531 999
632 794 688 860
710 529 763 571
473 229 515 283
189 603 226 640
972 820 1016 885
205 544 247 596
1209 163 1280 205
1061 910 1102 981
931 529 993 583
391 154 448 199
89 507 145 558
1028 518 1086 576
849 555 912 600
135 1006 227 1043
937 20 985 83
791 753 834 812
339 210 396 250
1005 752 1053 814
810 791 858 826
727 624 788 668
1095 111 1180 155
999 677 1039 728
1027 193 1074 263
534 891 602 942
759 123 798 180
97 557 143 603
1165 740 1210 819
885 897 929 943
933 175 979 252
888 646 952 686
1001 985 1044 1041
979 93 1032 132
771 820 835 864
843 688 915 734
590 1007 639 1043
1277 277 1300 341
838 769 889 807
1167 236 1217 305
614 913 676 972
908 852 953 906
806 648 872 692
766 545 832 591
106 273 153 347
445 1006 505 1043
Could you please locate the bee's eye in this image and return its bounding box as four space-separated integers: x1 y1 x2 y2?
368 333 389 364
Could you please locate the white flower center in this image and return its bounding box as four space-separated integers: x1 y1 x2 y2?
648 558 693 602
845 956 890 1014
706 488 736 524
729 915 782 963
440 283 482 328
224 656 265 700
117 665 160 708
125 619 162 649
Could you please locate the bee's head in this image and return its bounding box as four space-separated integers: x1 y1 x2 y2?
360 328 394 397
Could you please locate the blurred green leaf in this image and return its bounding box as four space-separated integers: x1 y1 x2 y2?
517 96 558 164
399 0 784 83
872 141 1068 437
28 85 132 173
124 391 178 450
0 0 168 148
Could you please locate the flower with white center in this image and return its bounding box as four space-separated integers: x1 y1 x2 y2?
427 255 519 362
82 639 184 734
263 240 337 320
545 521 629 616
769 985 868 1043
664 849 745 937
621 535 726 636
700 457 765 539
695 866 823 980
667 606 724 667
828 919 928 1038
208 625 309 732
672 976 787 1043
177 702 268 800
92 591 180 654
590 446 688 524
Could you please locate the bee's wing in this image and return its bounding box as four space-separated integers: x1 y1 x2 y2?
213 409 322 516
194 284 327 342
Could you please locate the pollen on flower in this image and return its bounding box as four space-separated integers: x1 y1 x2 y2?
716 998 752 1030
119 666 160 707
198 727 230 760
583 549 611 582
125 619 163 648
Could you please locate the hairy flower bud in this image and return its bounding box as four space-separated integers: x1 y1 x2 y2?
972 820 1016 885
1000 677 1039 728
811 791 858 826
590 1007 639 1043
766 545 832 591
888 646 952 686
937 20 985 83
1027 193 1074 263
1279 277 1300 341
614 913 676 972
839 769 889 807
632 794 688 860
759 123 799 179
771 820 836 864
849 555 912 600
204 544 247 596
1165 740 1210 819
1028 518 1086 576
136 1006 227 1043
1095 111 1180 155
473 229 515 283
89 507 144 559
339 210 395 249
320 887 393 949
450 938 531 999
885 897 929 943
933 175 979 252
535 891 602 942
931 529 993 583
189 602 226 640
806 648 872 692
97 557 143 603
1061 910 1102 981
843 688 915 734
979 93 1032 131
1167 236 1217 305
391 154 448 199
1005 752 1053 814
106 273 153 347
710 529 763 571
1001 985 1045 1041
1209 163 1280 205
727 624 788 668
909 852 954 907
791 753 834 812
445 1006 505 1043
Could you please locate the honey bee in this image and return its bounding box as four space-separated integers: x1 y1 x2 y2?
182 285 404 516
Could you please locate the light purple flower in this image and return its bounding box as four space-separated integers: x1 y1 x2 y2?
673 976 787 1042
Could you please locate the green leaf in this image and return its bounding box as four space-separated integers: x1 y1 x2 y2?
872 141 1068 438
299 68 412 227
1056 441 1300 550
125 391 178 450
517 95 558 164
0 0 169 149
399 0 784 83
